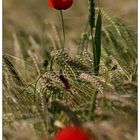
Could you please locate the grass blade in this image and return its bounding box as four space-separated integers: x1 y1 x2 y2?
94 10 102 75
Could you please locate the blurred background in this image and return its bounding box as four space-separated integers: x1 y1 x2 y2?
4 0 137 55
3 1 137 140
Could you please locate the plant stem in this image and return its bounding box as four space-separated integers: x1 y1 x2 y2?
88 90 98 121
60 10 65 51
90 28 96 74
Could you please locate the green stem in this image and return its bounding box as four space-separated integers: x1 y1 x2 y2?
60 10 65 51
88 90 98 121
90 28 96 74
50 56 54 71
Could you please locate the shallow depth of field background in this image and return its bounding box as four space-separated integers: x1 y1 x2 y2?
4 0 137 54
3 0 137 140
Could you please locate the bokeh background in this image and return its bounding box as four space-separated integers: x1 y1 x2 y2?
3 1 137 140
4 0 137 55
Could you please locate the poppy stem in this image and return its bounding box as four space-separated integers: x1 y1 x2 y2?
60 10 65 51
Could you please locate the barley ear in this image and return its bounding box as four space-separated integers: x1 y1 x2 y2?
88 0 95 29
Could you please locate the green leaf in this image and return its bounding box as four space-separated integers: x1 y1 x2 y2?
94 10 102 75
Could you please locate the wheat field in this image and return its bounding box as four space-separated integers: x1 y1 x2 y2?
3 1 137 140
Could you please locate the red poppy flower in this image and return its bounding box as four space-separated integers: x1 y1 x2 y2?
48 0 73 10
55 126 90 140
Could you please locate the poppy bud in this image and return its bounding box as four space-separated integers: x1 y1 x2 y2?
48 0 73 10
55 126 90 140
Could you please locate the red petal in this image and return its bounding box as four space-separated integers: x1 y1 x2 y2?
55 127 90 140
62 0 73 10
48 0 54 8
48 0 73 10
